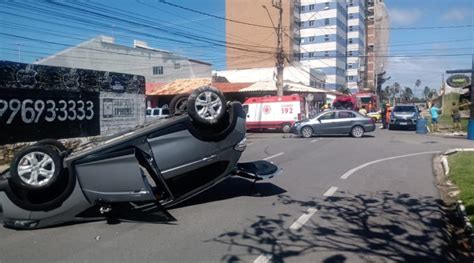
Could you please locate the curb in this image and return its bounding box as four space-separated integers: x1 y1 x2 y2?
439 148 474 249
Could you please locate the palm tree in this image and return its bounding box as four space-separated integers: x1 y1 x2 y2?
404 87 414 102
415 79 421 98
423 86 431 100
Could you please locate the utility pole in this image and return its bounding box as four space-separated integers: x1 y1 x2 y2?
273 0 284 96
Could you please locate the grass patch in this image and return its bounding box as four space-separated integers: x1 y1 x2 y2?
438 115 468 132
448 152 474 223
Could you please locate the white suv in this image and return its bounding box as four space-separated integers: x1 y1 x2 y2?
146 107 169 120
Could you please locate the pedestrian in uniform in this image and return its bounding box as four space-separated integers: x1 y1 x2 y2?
430 104 441 132
451 102 462 132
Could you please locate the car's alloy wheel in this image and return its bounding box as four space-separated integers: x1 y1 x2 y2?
301 127 313 138
10 145 62 190
351 126 364 138
187 86 226 125
195 91 223 120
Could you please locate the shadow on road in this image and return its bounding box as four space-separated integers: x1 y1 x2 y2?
211 191 457 263
172 177 287 209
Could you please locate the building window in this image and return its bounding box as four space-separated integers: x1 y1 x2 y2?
309 4 314 10
153 66 163 75
348 51 353 56
299 21 304 27
174 63 180 69
309 36 315 42
325 2 330 8
324 34 329 41
324 18 330 25
349 26 353 31
300 6 305 12
309 52 314 57
349 0 353 6
349 38 353 44
324 51 329 57
349 13 354 19
348 76 354 81
309 20 314 26
348 64 353 69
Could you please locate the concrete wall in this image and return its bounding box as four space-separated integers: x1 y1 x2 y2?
226 0 295 69
36 36 212 83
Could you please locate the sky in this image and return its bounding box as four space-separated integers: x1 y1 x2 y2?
0 0 473 97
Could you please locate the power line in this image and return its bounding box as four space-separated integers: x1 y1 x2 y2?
377 24 474 30
157 0 275 29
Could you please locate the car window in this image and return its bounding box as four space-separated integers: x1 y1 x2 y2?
146 109 151 115
162 109 170 115
153 109 160 115
318 112 336 120
393 106 416 112
337 111 356 119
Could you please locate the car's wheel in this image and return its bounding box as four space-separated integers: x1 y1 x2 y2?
301 126 313 138
281 123 291 133
36 139 67 154
9 145 62 190
351 125 365 138
187 86 226 125
169 94 189 115
388 124 394 130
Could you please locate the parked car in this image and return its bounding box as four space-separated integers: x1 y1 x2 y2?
0 86 280 229
146 107 169 120
367 110 382 123
388 104 421 130
291 110 376 138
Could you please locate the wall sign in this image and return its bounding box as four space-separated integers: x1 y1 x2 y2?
446 74 471 88
0 60 145 144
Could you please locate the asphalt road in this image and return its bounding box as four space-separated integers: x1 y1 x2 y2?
1 128 473 263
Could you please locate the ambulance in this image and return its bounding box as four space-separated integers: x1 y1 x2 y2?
243 95 304 133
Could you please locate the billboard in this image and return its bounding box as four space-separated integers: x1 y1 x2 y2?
0 61 145 144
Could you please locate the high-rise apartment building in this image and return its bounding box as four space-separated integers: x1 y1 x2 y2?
365 0 389 92
226 0 383 91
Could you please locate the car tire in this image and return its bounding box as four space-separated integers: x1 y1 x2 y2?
169 94 189 115
9 145 63 191
351 125 365 138
301 126 313 138
388 124 394 130
187 86 226 125
36 139 68 154
281 123 291 133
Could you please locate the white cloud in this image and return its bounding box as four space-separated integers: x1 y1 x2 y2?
385 56 471 97
388 8 423 26
441 8 470 22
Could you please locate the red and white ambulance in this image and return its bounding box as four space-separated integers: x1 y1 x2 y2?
243 95 304 133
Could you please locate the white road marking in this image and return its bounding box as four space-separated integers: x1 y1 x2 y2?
323 186 338 197
247 142 254 146
263 152 284 161
289 207 318 231
340 151 439 180
254 254 272 263
311 139 319 143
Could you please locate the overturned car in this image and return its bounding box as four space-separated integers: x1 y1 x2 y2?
0 87 280 229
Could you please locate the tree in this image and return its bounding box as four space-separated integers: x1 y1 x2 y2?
403 87 414 102
423 86 431 100
337 85 351 95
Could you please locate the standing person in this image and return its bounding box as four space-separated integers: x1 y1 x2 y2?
430 104 441 132
358 105 367 116
381 103 387 129
451 102 462 133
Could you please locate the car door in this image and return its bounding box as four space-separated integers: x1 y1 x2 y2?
335 111 357 134
314 111 337 134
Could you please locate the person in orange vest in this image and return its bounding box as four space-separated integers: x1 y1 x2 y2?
385 104 392 127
